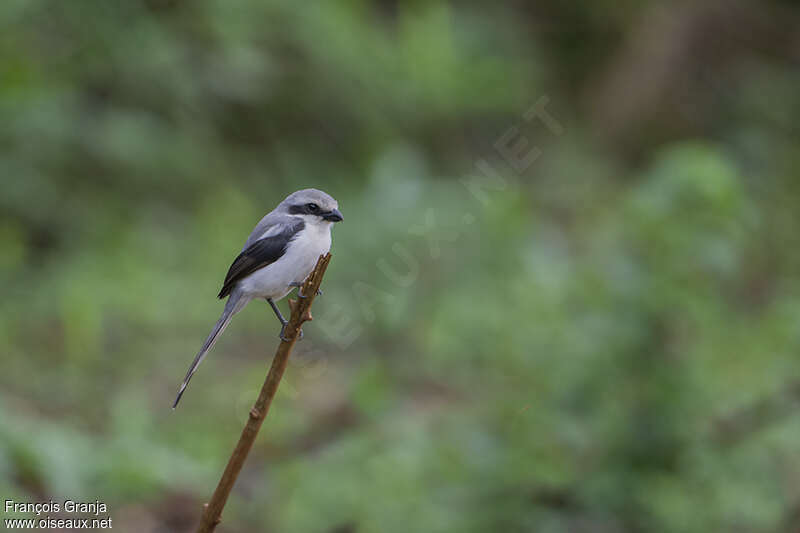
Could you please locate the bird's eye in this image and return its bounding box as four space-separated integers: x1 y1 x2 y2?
307 203 319 212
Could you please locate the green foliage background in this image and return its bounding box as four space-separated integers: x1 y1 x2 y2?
2 1 800 531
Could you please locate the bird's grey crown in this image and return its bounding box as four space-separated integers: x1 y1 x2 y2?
277 188 339 214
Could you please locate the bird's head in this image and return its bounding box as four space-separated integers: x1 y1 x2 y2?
281 188 343 225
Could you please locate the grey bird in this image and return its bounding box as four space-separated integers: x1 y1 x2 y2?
173 188 343 408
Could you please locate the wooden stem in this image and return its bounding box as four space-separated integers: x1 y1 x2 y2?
196 253 332 533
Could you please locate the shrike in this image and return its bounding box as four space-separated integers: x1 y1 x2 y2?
173 188 343 408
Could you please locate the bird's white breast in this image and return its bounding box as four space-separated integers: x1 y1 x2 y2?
238 221 332 300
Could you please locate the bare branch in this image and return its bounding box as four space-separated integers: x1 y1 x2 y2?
196 253 333 533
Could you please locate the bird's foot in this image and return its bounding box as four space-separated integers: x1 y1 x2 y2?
289 281 307 298
296 287 323 299
279 323 303 342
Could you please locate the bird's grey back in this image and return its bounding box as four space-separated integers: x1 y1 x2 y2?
243 212 296 250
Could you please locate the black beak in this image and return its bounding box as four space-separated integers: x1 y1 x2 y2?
323 208 343 222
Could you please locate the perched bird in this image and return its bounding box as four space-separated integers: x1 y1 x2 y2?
173 188 343 408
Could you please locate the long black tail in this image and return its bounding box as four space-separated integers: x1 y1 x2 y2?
172 291 248 408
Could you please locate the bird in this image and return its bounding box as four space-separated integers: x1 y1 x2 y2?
172 188 343 408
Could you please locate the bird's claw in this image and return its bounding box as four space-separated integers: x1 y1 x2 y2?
296 287 323 299
279 324 303 342
289 281 307 298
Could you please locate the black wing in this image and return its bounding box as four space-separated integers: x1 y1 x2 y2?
217 219 305 298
